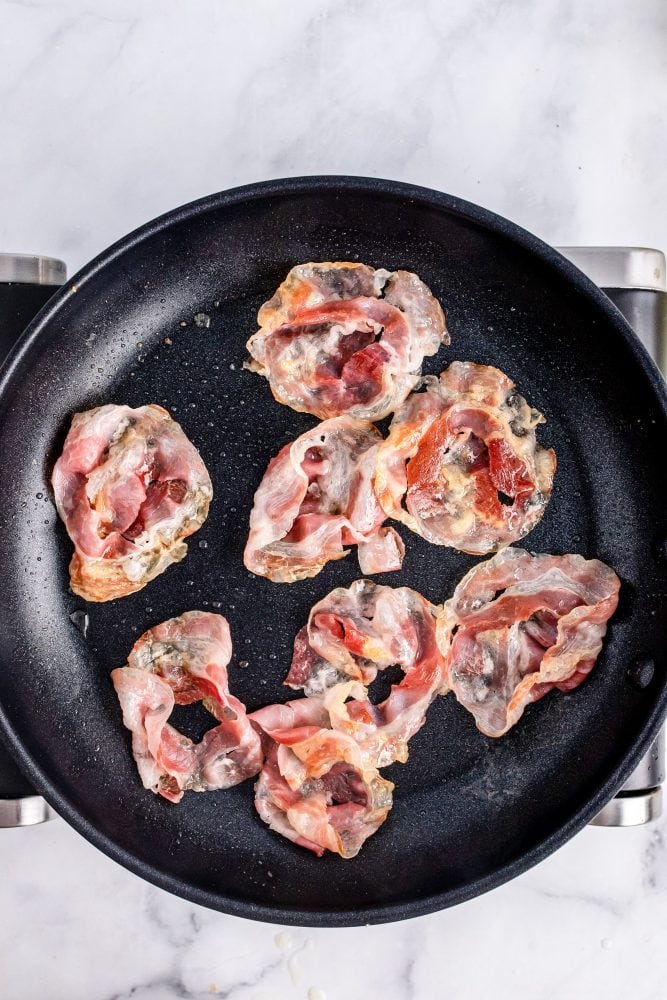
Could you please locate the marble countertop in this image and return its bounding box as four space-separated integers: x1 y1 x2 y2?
1 2 666 998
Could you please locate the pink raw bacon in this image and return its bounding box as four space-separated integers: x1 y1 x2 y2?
52 403 212 601
245 262 448 421
112 611 262 802
244 417 404 583
374 362 556 555
285 580 446 768
250 697 393 858
436 548 621 737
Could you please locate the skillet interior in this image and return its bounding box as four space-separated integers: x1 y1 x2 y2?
0 177 665 925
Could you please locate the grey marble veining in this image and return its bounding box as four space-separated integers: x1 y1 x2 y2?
2 818 667 1000
0 1 666 998
1 0 666 274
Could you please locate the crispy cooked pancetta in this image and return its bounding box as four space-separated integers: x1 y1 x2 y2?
244 417 404 583
245 262 448 420
436 549 621 737
374 362 556 554
111 612 262 802
52 404 212 601
285 580 445 767
250 697 393 858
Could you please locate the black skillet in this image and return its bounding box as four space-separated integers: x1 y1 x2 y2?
0 177 665 926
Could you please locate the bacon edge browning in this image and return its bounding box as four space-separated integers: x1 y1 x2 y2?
245 262 449 421
111 611 262 802
436 548 621 738
52 404 213 602
374 362 556 555
250 698 394 858
244 417 404 583
285 580 446 768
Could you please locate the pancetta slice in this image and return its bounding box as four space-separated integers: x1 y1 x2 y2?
374 362 556 554
285 580 446 767
52 404 213 601
436 549 621 737
111 612 262 802
244 417 404 583
251 697 394 858
245 262 448 420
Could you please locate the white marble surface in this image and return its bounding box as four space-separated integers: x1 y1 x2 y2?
1 2 666 998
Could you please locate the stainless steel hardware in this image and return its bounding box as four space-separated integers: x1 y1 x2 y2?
0 253 66 286
558 246 666 292
0 795 55 828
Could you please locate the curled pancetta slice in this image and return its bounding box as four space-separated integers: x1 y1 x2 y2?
245 262 448 420
111 612 262 802
244 417 404 583
285 580 445 767
374 362 556 555
250 697 394 858
436 549 621 738
52 404 212 601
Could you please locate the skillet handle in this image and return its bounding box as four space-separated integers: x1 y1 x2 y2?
0 254 65 825
0 747 53 827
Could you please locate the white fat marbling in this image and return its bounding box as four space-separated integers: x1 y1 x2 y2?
1 2 666 998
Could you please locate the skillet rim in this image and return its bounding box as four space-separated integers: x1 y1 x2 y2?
0 174 665 926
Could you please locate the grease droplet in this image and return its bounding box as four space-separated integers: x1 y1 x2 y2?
69 610 90 638
628 657 655 690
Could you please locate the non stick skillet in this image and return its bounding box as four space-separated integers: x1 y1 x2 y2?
0 177 665 926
